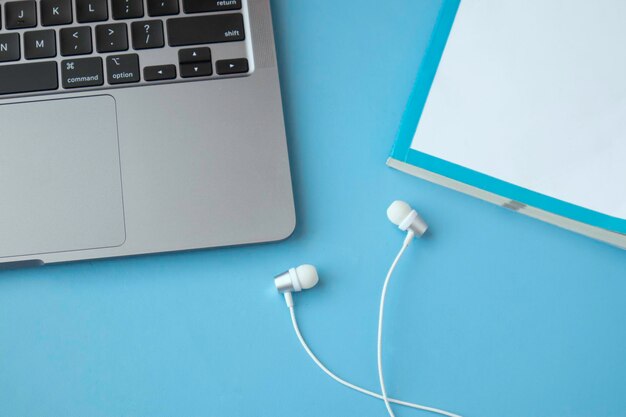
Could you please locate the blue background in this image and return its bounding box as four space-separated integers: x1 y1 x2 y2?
1 1 626 417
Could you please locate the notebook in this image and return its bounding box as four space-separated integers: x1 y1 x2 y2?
388 0 626 249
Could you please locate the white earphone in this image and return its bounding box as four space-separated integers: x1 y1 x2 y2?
273 201 462 417
274 265 319 308
387 199 429 241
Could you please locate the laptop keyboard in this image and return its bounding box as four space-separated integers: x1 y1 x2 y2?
0 0 249 97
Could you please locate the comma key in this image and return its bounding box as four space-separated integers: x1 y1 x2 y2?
60 26 93 56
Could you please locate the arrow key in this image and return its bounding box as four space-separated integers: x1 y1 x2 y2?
144 64 177 81
180 62 212 78
178 47 211 64
216 58 248 75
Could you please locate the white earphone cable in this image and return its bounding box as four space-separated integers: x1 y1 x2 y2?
288 302 462 417
377 237 411 417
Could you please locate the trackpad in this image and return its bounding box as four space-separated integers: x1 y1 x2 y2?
0 95 125 258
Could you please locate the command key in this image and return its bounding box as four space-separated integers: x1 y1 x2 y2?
61 57 104 89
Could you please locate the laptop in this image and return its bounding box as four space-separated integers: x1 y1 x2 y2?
0 0 295 267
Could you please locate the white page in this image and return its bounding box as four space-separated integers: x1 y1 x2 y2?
411 0 626 219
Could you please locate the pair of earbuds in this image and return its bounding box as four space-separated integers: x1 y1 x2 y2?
270 201 461 417
274 200 428 301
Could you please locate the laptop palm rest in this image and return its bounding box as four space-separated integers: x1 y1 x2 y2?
0 95 125 259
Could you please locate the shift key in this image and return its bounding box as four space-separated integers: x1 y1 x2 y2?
167 14 245 46
61 57 104 89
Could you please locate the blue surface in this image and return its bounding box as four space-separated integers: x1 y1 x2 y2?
1 1 625 417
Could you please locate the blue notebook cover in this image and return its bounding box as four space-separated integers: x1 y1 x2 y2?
388 0 626 246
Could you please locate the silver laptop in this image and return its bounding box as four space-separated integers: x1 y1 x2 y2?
0 0 295 267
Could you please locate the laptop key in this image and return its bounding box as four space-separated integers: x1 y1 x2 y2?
180 62 212 78
5 1 37 29
96 23 128 52
24 30 57 59
76 0 108 23
167 14 245 47
60 26 92 56
131 20 164 49
178 47 211 64
0 61 58 95
147 0 179 16
40 0 72 26
216 58 248 75
0 33 21 62
107 53 140 84
144 64 177 81
183 0 241 13
61 57 104 88
112 0 143 20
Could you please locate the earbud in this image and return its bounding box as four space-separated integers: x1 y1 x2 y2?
275 264 319 307
274 264 319 293
387 200 428 243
